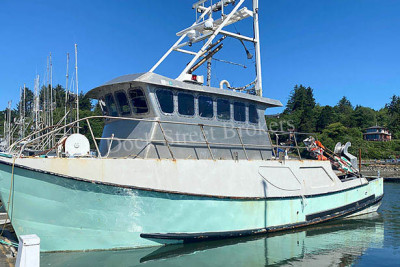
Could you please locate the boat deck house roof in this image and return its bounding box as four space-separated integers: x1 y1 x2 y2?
86 72 283 108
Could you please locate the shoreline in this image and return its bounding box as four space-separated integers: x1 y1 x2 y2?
361 164 400 180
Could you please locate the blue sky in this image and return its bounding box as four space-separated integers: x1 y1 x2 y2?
0 0 399 114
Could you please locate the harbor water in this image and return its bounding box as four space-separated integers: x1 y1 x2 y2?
40 182 400 267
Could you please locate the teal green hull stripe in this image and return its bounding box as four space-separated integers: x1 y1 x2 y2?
0 161 384 252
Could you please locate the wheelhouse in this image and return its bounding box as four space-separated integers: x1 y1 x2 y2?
86 72 282 160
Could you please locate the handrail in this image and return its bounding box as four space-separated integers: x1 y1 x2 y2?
235 127 248 160
9 115 317 160
157 121 175 160
199 124 215 160
86 119 101 158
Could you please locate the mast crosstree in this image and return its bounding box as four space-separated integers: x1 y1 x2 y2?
149 0 263 97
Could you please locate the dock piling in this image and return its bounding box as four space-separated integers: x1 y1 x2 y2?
15 235 40 267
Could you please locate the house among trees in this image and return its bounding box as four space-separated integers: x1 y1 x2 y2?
363 126 392 141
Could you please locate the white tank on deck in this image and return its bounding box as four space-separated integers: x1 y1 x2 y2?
65 134 90 157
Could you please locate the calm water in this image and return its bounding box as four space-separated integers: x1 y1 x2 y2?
41 183 400 267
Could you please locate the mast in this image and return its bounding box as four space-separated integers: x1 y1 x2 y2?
7 101 11 147
45 56 49 128
252 0 262 96
34 75 40 132
176 0 245 81
3 116 5 143
149 3 212 73
22 83 26 138
19 86 22 138
18 84 26 139
3 112 5 142
65 52 69 132
50 52 54 126
149 0 262 96
75 44 79 134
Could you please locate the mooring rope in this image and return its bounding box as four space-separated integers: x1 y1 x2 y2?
0 238 18 248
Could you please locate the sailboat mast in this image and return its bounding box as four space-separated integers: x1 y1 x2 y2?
75 44 79 134
50 52 54 126
3 112 5 141
34 75 40 131
65 52 69 132
7 101 11 147
3 118 5 142
19 86 22 136
23 83 26 138
45 56 49 128
253 0 262 96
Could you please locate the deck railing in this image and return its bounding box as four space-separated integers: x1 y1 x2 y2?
9 116 317 160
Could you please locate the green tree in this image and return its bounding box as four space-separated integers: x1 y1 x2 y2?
284 84 316 132
79 92 92 111
336 96 353 113
376 108 389 128
351 105 376 129
386 95 400 138
318 122 363 151
316 105 336 132
54 84 66 108
334 96 354 127
16 87 34 117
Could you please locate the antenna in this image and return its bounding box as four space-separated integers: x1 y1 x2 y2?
75 44 79 134
149 0 263 96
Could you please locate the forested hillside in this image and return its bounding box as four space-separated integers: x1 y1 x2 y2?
266 85 400 159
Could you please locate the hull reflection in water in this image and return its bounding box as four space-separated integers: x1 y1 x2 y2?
41 213 384 267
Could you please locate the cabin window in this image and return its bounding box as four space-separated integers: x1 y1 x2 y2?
178 93 195 116
198 95 213 118
156 89 174 114
217 99 230 120
234 102 246 122
129 88 148 114
249 104 259 124
115 91 131 116
104 94 118 116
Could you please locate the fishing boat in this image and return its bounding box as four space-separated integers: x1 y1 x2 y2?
0 0 383 252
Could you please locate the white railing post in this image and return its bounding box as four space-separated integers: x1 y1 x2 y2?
15 235 40 267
